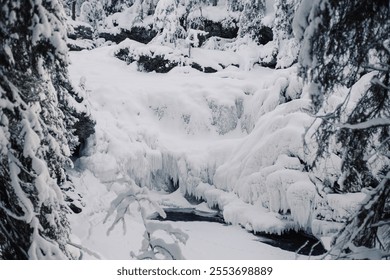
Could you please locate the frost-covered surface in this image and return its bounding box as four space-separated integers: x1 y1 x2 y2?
66 42 369 259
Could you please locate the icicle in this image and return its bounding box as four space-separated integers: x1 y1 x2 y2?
286 181 316 228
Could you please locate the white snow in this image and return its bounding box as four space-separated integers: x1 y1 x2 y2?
67 38 367 259
164 221 297 260
68 170 297 259
327 193 367 221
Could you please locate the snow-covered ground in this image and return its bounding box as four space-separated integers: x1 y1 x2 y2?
67 44 365 259
68 169 297 260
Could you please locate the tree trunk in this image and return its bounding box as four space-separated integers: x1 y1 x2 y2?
72 1 76 20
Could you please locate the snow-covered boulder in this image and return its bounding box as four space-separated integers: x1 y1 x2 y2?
114 39 240 73
99 25 158 44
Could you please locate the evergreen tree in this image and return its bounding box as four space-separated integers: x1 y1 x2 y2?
153 0 185 46
238 0 266 41
131 0 158 22
226 0 243 12
181 0 203 32
79 0 106 33
273 0 301 68
63 0 75 19
101 0 136 14
0 0 93 259
296 0 390 258
64 0 88 19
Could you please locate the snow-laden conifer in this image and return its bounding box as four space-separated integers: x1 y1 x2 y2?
0 0 93 259
272 0 301 68
153 0 185 46
296 0 390 258
238 0 266 41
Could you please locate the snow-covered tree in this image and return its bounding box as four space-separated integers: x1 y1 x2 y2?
226 0 243 12
101 0 136 14
296 0 390 259
273 0 301 68
63 0 76 19
330 172 390 259
238 0 266 41
105 183 188 260
186 29 208 57
153 0 185 46
130 0 158 22
181 0 212 37
79 0 106 32
64 0 88 19
0 0 93 259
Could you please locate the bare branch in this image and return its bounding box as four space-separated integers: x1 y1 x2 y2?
67 242 102 260
371 77 390 90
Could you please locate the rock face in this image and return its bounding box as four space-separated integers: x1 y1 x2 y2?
202 19 239 39
115 45 229 74
256 26 273 45
191 63 218 73
187 18 239 46
99 26 158 44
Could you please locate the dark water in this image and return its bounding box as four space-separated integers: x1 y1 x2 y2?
151 208 225 223
254 231 327 256
151 208 327 256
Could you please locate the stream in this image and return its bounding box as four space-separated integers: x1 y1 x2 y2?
151 208 327 256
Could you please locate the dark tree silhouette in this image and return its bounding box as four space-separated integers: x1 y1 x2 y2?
297 0 390 258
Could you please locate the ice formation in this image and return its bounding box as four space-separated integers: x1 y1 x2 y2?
68 39 368 257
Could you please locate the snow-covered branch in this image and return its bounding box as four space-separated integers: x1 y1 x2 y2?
339 118 390 130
